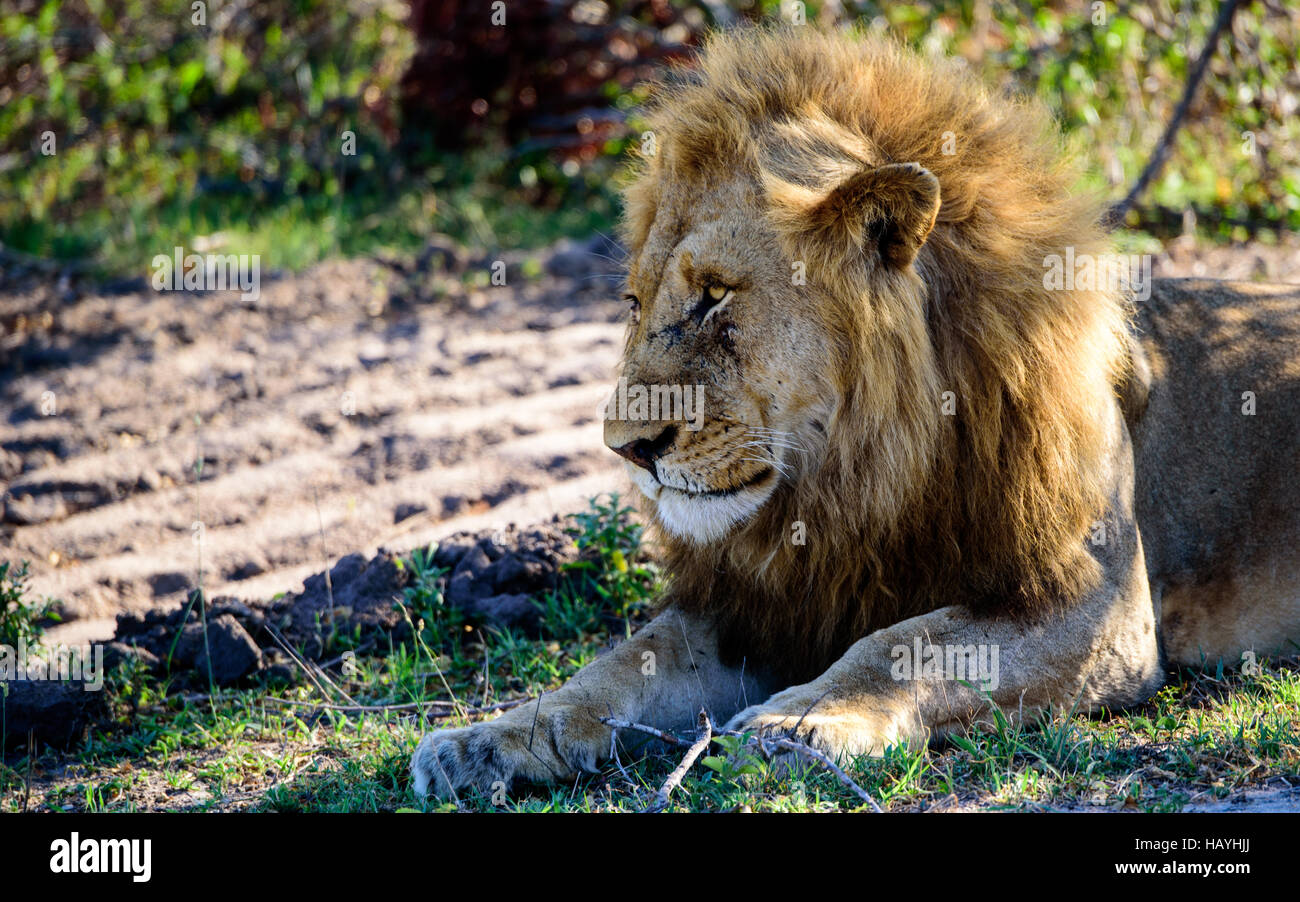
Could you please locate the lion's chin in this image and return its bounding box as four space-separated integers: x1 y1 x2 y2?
624 461 772 544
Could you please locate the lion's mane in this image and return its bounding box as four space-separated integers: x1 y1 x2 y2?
620 27 1131 684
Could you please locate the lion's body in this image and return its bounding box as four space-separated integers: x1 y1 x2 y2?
1130 279 1300 667
413 29 1300 800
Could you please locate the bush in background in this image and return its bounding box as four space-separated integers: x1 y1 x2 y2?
0 0 1296 277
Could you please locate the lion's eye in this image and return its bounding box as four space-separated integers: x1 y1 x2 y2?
693 284 734 324
624 294 640 325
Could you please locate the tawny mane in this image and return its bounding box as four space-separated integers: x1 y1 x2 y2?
620 27 1132 684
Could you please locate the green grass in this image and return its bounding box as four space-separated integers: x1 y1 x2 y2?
3 495 1297 813
6 652 1296 812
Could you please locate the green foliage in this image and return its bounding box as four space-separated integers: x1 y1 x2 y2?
0 0 619 274
391 495 657 699
1 1 1293 277
395 543 461 650
813 0 1299 238
561 493 658 625
0 559 59 648
701 733 764 780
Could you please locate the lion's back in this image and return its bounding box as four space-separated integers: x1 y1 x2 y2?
1129 278 1300 665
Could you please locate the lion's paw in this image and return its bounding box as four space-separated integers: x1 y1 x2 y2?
724 697 889 765
411 704 605 801
727 704 830 751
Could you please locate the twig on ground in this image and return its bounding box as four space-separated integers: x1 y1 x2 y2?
599 716 690 746
752 734 884 812
607 705 635 787
263 622 360 707
645 708 713 813
261 696 530 718
603 714 884 812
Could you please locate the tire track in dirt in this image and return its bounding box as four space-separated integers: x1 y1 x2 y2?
1 252 633 634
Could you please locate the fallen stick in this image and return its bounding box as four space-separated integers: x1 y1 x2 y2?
262 623 346 706
599 715 690 747
754 734 884 813
603 714 883 812
262 696 531 718
645 709 713 813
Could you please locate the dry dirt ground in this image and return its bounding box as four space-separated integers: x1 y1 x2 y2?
3 234 1299 643
2 237 629 643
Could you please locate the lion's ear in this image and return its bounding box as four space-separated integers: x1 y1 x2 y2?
765 162 941 271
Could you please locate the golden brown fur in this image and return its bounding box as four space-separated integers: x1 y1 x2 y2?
411 27 1300 801
622 27 1130 684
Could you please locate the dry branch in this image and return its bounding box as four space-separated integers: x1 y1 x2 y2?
602 712 884 812
645 709 713 813
599 715 691 746
262 695 530 719
753 734 884 813
1104 0 1243 228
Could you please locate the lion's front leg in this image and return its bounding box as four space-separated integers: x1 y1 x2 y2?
412 608 756 800
728 504 1165 761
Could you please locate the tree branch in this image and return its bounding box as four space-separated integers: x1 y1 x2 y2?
1103 0 1243 229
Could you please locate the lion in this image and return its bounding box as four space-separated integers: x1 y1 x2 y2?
412 26 1300 800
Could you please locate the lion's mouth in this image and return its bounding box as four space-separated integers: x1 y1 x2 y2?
628 461 778 543
667 466 775 498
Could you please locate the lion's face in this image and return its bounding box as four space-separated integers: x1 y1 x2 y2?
604 181 836 543
604 145 946 546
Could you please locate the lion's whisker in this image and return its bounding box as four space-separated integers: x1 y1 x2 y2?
737 456 793 480
736 436 809 456
732 440 806 457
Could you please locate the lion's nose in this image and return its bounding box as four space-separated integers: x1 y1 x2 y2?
609 425 678 474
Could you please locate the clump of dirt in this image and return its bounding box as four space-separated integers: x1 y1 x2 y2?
1 677 110 751
103 517 590 688
432 518 595 632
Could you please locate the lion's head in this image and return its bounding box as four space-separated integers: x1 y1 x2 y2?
604 27 1132 682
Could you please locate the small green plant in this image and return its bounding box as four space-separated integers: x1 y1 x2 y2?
701 733 763 781
0 560 59 648
562 494 658 623
395 544 460 649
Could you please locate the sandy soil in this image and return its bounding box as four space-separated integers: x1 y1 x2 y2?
3 233 1298 643
2 239 629 641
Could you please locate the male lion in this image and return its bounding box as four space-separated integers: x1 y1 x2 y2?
413 27 1300 800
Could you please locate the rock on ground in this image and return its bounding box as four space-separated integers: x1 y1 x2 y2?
102 518 589 688
1 677 109 750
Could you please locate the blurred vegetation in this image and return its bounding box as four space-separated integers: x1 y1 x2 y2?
0 0 1295 278
0 560 59 649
